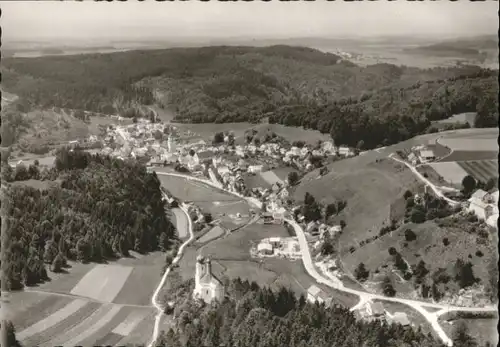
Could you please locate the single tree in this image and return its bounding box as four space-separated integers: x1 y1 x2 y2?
51 253 64 273
354 262 370 282
461 175 477 195
288 171 299 186
382 276 396 297
404 229 417 242
213 132 224 144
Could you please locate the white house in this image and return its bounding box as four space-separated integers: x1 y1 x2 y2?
468 189 499 228
257 242 273 255
248 165 264 173
306 285 331 305
269 237 281 248
217 166 230 176
361 301 385 318
338 146 355 157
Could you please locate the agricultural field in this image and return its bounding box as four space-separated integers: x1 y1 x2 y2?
8 249 168 346
342 220 497 301
197 225 226 244
9 291 155 347
428 162 469 185
457 160 498 184
157 174 241 203
295 157 423 252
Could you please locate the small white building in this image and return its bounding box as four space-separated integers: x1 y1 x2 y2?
468 189 499 228
269 237 281 248
248 165 264 173
338 146 355 157
257 242 273 255
217 166 230 176
306 285 331 305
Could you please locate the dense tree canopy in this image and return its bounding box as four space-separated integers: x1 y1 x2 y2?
156 278 449 347
1 149 176 290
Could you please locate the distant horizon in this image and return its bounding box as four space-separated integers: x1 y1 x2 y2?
2 1 497 44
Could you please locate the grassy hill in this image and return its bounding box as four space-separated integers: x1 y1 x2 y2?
294 158 423 248
3 45 498 150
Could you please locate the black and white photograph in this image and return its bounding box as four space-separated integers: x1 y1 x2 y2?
1 1 498 347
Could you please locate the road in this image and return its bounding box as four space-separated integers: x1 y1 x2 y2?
389 154 460 206
285 217 496 347
147 202 194 347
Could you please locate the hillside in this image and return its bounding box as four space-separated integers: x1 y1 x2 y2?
3 45 498 149
1 149 176 291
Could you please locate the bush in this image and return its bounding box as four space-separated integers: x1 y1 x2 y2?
404 229 417 241
388 247 398 256
354 263 370 282
443 237 450 246
475 250 484 257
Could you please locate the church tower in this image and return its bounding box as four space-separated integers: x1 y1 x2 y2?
167 135 176 153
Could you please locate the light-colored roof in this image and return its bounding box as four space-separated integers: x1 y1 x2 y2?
490 190 499 204
486 214 498 228
419 150 435 158
308 285 322 297
257 243 273 251
393 312 410 326
269 237 281 242
471 189 488 200
468 198 489 210
371 302 385 315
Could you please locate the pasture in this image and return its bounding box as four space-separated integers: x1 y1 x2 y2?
438 128 498 152
436 112 476 126
295 158 422 252
197 225 226 244
440 318 498 347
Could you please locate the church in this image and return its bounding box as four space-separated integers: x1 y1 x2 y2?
193 255 225 303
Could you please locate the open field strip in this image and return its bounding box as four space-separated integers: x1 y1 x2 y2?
112 309 150 336
10 294 73 331
63 305 122 346
197 225 226 244
439 137 498 151
112 267 162 306
42 304 112 345
172 207 188 238
35 302 105 346
16 298 87 340
74 307 151 347
428 162 469 184
70 264 133 302
117 311 156 346
21 302 101 346
439 150 498 162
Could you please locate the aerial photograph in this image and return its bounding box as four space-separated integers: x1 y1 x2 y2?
0 1 498 347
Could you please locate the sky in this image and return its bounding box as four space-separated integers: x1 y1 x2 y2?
1 0 498 42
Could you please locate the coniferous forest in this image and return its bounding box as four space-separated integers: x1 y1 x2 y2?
1 149 176 291
155 278 477 347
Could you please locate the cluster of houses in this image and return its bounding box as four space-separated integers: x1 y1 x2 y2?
467 188 499 229
255 237 301 259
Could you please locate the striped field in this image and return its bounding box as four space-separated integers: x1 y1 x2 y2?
457 160 498 183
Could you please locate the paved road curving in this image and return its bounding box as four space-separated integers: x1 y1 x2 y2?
147 202 194 347
155 170 497 347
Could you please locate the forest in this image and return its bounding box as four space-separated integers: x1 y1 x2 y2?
1 149 176 291
3 45 498 150
155 277 485 347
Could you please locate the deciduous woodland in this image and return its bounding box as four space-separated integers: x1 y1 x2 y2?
3 46 498 150
1 149 176 290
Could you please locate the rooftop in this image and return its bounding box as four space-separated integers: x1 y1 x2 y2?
307 285 322 297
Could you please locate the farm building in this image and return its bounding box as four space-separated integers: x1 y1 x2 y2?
248 165 264 173
269 237 281 248
306 285 332 306
261 212 274 224
193 255 225 304
467 189 499 228
257 242 273 255
388 312 410 326
338 146 355 157
361 301 385 318
418 149 436 163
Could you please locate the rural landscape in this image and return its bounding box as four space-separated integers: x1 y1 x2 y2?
1 2 498 347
